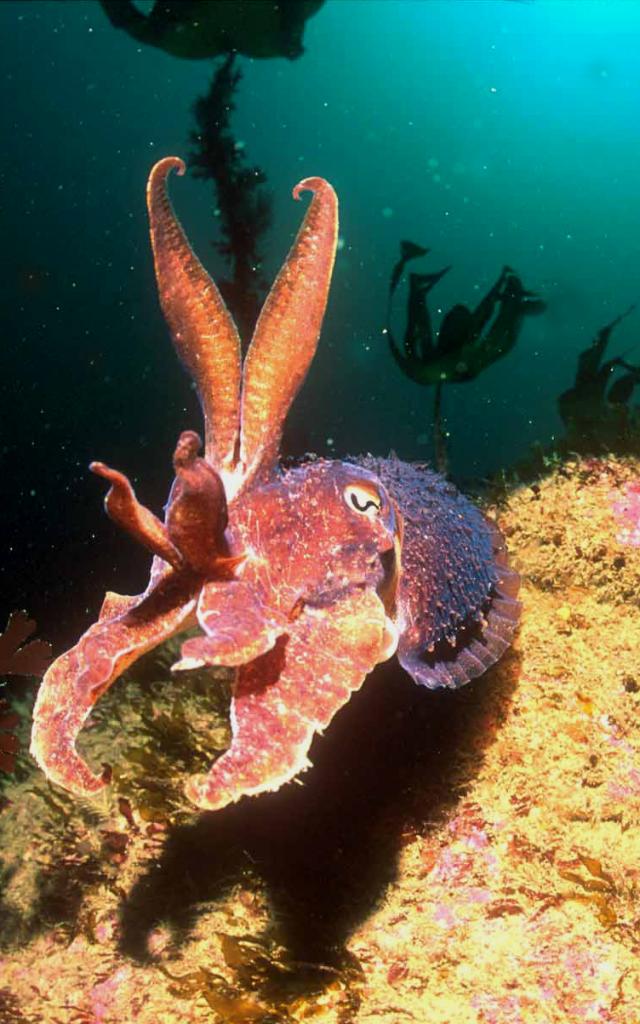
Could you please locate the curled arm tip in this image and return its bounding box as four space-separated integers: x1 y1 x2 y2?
148 155 186 184
292 176 334 201
89 461 120 483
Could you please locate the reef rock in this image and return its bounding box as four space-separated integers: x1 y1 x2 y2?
1 455 639 1023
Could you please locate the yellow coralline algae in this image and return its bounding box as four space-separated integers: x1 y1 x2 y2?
349 455 640 1024
1 455 639 1023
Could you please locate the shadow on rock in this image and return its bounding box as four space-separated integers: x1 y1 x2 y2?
120 648 520 971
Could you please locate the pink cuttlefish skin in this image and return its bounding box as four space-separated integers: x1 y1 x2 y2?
30 158 520 812
30 158 400 811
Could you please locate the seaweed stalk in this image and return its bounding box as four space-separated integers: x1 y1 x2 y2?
189 55 273 345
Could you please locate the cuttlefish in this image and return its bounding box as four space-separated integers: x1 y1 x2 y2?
30 158 520 812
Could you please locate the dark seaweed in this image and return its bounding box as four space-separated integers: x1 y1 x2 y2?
189 55 273 345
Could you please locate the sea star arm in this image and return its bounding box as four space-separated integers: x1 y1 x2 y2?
238 177 338 487
147 156 242 472
30 574 197 796
184 587 388 811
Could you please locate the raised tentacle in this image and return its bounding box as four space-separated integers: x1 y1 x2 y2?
238 177 338 489
185 587 387 811
146 157 242 472
30 574 197 797
90 460 184 570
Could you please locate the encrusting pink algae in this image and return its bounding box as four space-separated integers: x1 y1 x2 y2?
611 479 640 548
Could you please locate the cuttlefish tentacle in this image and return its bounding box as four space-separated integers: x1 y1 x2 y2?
238 177 339 489
147 157 242 472
30 575 198 795
185 587 387 811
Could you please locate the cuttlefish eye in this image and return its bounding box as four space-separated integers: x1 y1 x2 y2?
344 482 383 517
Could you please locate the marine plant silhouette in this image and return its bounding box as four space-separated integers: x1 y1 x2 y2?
189 54 273 343
0 611 51 680
386 242 545 473
0 611 51 774
0 699 20 775
99 2 325 342
99 0 325 61
558 305 640 454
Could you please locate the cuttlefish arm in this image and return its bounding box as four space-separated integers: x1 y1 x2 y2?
185 587 390 811
30 574 197 795
147 157 242 473
173 579 289 670
30 428 236 797
146 162 339 498
89 461 184 570
237 176 338 489
30 163 342 805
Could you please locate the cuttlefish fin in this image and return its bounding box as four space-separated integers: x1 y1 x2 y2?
185 587 389 811
397 520 520 691
146 157 242 473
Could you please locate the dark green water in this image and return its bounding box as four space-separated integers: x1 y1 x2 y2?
1 0 639 644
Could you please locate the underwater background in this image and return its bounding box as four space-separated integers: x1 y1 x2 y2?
2 4 640 1022
1 0 639 649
